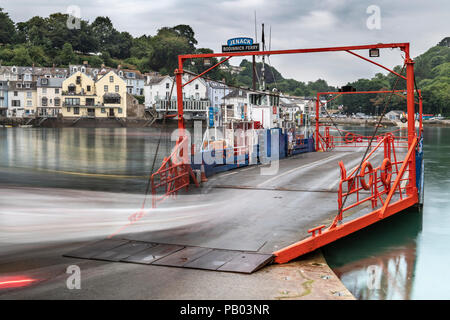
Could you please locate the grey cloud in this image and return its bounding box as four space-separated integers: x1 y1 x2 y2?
3 0 449 86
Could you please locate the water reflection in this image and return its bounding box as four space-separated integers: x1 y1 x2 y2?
0 128 174 193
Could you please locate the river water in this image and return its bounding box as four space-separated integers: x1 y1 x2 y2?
0 126 448 299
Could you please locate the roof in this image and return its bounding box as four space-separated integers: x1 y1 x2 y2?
223 89 248 99
207 81 229 89
37 77 64 87
147 75 171 85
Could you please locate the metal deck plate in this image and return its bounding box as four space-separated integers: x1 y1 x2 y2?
63 239 130 259
217 253 273 273
183 249 241 270
152 246 213 267
91 241 154 262
121 244 184 264
63 240 274 273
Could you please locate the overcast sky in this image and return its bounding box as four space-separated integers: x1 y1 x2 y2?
3 0 449 86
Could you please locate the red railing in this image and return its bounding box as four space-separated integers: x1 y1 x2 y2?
151 136 199 208
330 134 415 228
273 136 418 263
317 126 408 151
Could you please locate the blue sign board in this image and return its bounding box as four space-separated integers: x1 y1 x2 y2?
227 37 253 47
209 107 214 127
222 37 259 53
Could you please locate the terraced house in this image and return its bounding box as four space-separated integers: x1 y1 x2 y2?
61 70 127 118
37 78 64 117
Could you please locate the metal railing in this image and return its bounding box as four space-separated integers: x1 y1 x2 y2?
155 99 209 112
151 136 199 208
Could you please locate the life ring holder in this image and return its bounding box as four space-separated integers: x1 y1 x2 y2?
359 160 373 190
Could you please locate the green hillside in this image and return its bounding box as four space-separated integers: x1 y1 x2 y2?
0 8 447 115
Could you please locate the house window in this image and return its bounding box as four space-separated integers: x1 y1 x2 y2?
195 84 199 90
104 85 108 92
27 100 32 106
86 98 95 106
55 88 59 94
166 83 170 89
86 85 91 92
25 83 30 88
42 97 48 106
115 85 119 93
118 108 123 114
12 100 20 106
109 76 114 82
27 91 32 98
54 98 60 106
65 98 80 105
16 83 22 88
68 84 76 93
42 88 47 94
74 107 80 115
14 91 18 96
67 107 71 112
101 108 106 113
41 78 48 85
76 76 81 84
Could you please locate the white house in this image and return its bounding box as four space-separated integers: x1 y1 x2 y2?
207 81 231 109
36 77 64 117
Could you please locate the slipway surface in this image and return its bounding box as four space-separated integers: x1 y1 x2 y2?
121 148 390 254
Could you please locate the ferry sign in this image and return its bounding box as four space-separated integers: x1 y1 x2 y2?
222 37 259 53
227 37 253 46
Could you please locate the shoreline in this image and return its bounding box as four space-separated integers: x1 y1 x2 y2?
1 116 450 128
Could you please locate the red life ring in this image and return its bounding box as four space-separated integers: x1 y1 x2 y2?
345 132 355 144
380 158 392 189
359 160 373 190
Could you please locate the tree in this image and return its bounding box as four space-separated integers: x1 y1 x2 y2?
0 8 15 44
11 46 33 65
173 24 197 48
57 43 76 66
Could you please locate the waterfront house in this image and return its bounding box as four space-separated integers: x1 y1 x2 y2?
0 81 8 117
117 68 145 96
207 81 230 110
144 74 209 119
37 78 64 117
95 70 127 118
61 70 127 119
61 71 97 118
7 80 37 117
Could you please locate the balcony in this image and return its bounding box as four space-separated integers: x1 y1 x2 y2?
155 98 209 112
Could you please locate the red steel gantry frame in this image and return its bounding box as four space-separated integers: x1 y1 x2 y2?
171 43 420 263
